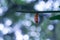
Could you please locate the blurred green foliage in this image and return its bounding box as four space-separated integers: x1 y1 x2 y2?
50 15 60 20
0 0 60 40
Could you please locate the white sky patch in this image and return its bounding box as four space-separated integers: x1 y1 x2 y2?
0 23 4 31
25 13 30 20
45 0 53 10
0 8 4 16
34 1 45 11
30 26 36 31
13 21 22 32
0 37 4 40
3 6 8 12
15 30 23 40
30 31 37 37
2 27 13 35
53 1 59 10
36 27 41 32
23 34 29 40
53 20 59 23
46 38 51 40
47 25 54 31
4 19 12 26
13 25 20 32
22 20 31 27
43 13 52 17
34 37 40 40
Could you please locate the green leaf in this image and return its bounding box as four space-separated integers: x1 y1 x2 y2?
13 0 27 5
49 15 60 20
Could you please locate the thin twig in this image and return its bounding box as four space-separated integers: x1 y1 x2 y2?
16 10 60 13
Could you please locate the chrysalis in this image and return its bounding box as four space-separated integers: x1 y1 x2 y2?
34 13 39 24
34 13 43 25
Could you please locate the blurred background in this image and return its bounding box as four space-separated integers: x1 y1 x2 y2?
0 0 60 40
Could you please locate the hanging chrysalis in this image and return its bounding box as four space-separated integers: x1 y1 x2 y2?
34 13 40 24
34 13 44 25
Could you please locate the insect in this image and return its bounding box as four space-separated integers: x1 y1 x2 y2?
34 13 39 24
34 13 44 25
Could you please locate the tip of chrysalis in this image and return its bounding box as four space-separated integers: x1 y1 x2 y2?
35 21 38 23
34 13 39 25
